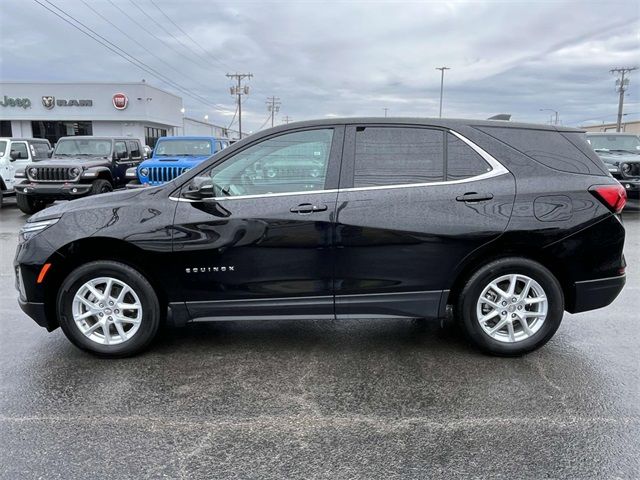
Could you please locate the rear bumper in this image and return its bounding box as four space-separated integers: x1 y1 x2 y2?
568 274 626 313
14 182 92 199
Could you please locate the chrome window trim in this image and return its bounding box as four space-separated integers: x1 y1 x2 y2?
170 128 510 203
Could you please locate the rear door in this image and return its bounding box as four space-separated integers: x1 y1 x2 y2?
334 124 515 319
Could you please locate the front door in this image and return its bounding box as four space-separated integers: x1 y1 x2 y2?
334 125 515 319
171 126 344 320
3 141 30 191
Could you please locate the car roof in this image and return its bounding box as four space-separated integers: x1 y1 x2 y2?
585 132 638 136
0 137 50 142
56 136 138 141
156 136 224 141
254 117 583 133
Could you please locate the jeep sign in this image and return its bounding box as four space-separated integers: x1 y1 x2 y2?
112 93 128 110
0 96 32 109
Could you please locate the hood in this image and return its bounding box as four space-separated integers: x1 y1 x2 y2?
595 151 640 165
30 157 110 169
27 186 152 222
143 155 210 166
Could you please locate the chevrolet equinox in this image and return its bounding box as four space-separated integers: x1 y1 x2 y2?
14 119 627 357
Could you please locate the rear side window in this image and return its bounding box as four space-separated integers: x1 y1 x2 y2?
114 141 127 158
447 133 491 180
477 126 604 175
354 127 444 187
31 142 50 160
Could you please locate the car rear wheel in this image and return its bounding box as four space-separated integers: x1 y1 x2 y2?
457 257 564 356
57 261 160 357
16 193 48 215
90 179 113 195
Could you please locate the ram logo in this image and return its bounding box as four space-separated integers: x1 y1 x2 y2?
42 96 55 110
185 266 235 273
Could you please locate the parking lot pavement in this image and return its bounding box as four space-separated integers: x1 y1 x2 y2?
1 199 639 480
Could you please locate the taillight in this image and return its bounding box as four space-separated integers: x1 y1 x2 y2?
589 184 627 214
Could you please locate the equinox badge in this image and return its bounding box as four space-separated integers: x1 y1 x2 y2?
186 266 235 273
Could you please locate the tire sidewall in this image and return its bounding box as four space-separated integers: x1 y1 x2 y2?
459 258 564 356
57 261 160 357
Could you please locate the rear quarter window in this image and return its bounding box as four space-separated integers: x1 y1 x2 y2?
476 127 606 175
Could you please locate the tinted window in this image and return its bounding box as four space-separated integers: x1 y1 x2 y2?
127 141 141 159
354 127 444 187
477 127 603 175
114 141 127 158
447 133 491 180
31 142 51 160
209 129 333 196
11 142 28 160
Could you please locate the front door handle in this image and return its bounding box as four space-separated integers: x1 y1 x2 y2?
456 192 494 202
290 203 328 214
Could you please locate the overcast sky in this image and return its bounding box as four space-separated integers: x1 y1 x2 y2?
1 0 639 132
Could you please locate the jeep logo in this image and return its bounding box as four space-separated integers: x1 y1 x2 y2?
185 266 235 273
0 95 31 109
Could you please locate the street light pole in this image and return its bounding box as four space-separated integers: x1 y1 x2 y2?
436 67 450 118
540 108 559 125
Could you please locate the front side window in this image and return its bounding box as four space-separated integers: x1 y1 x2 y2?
447 134 491 180
11 142 28 160
354 127 444 187
0 141 7 157
31 142 51 160
208 129 333 197
114 141 127 159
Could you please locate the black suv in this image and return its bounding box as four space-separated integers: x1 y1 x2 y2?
14 119 627 357
586 133 640 198
14 136 144 214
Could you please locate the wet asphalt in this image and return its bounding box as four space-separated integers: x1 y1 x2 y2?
0 197 638 480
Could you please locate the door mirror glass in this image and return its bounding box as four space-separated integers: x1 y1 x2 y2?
184 176 215 200
205 129 333 197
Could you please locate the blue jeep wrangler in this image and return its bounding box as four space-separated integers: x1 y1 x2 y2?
126 136 229 186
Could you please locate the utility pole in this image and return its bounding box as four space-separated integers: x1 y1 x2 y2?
282 115 292 124
266 96 281 127
226 72 253 139
436 66 450 118
610 67 638 132
383 107 389 117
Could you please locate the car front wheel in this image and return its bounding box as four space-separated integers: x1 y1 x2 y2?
56 261 160 357
457 257 564 356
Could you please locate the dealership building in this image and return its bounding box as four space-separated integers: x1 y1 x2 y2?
0 81 231 147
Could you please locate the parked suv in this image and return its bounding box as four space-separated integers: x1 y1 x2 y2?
13 136 144 214
126 136 229 186
586 132 640 198
14 119 626 357
0 137 51 208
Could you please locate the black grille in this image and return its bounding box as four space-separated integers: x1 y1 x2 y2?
147 166 189 184
620 162 640 179
30 167 73 182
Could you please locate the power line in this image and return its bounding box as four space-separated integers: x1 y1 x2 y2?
78 0 215 95
147 0 232 72
33 0 230 114
258 113 273 131
128 0 228 75
227 73 253 139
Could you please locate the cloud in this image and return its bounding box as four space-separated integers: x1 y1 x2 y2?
1 0 638 130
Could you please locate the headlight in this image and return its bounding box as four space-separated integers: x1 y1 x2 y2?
29 167 37 178
70 167 81 178
125 167 137 178
140 168 149 177
19 217 60 243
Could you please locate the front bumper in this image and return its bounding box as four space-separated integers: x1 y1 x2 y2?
569 274 626 313
14 182 92 200
17 298 55 330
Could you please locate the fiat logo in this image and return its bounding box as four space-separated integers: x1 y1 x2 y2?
112 93 128 110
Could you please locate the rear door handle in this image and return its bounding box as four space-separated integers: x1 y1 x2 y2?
456 192 494 202
290 203 328 214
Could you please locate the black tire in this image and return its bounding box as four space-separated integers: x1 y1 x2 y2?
16 193 48 215
90 179 113 195
457 257 564 356
56 261 160 357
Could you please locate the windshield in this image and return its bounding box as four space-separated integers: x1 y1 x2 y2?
155 139 212 157
0 141 6 157
587 135 640 153
54 139 112 156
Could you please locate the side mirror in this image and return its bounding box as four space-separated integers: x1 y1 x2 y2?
183 177 214 200
48 149 54 158
9 150 20 161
